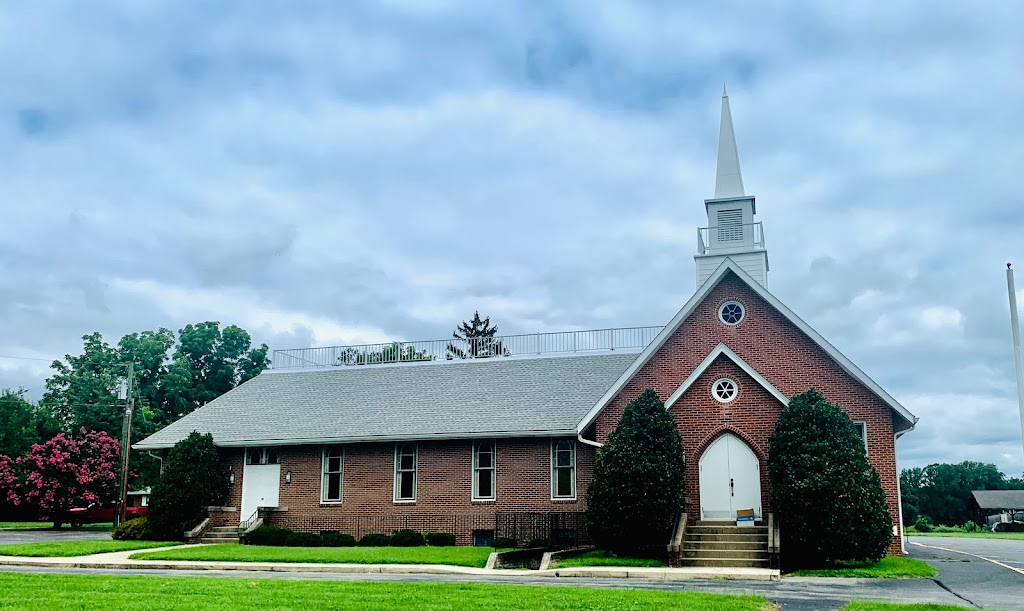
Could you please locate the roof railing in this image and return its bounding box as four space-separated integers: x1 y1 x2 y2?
697 221 765 255
271 326 663 369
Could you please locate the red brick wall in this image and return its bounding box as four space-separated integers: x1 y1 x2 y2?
232 438 592 544
593 272 905 555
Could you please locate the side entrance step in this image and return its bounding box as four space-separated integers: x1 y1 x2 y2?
199 525 243 544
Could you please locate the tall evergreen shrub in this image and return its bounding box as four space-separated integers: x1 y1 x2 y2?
586 388 686 554
148 431 228 540
768 389 892 568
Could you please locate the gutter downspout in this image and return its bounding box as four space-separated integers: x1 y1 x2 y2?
146 451 164 475
577 434 603 449
894 428 913 554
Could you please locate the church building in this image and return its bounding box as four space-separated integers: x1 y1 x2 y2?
137 91 917 564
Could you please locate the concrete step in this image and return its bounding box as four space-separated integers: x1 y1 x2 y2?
685 533 767 543
684 540 765 548
203 532 242 539
682 548 769 560
694 520 766 527
687 525 766 535
200 537 240 544
677 557 770 568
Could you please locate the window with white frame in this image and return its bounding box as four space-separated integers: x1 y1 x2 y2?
853 422 868 454
551 439 576 499
245 447 280 465
394 443 417 502
473 440 496 500
321 446 343 503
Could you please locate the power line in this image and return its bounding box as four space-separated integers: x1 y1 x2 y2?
0 354 55 362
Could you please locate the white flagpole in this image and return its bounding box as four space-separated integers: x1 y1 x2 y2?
1006 263 1024 462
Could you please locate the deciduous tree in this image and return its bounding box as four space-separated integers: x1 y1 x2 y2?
20 430 121 528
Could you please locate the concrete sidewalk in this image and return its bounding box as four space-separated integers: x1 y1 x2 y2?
0 544 780 581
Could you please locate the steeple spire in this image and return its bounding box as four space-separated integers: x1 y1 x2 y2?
714 85 745 198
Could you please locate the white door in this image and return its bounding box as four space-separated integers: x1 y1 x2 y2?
698 433 762 521
240 463 280 524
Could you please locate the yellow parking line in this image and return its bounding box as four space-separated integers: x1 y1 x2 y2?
910 540 1024 576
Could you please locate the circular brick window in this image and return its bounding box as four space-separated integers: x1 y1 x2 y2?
718 301 745 325
712 378 738 403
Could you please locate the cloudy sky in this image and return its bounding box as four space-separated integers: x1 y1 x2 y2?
1 2 1023 475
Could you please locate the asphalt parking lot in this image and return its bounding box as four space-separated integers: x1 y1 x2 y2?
0 528 111 545
908 535 1024 610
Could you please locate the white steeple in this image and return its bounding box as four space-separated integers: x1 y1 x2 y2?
694 88 769 288
715 85 745 198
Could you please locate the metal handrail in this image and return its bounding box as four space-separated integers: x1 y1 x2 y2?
239 509 260 534
272 326 663 369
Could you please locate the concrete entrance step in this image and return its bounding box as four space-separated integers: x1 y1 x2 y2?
678 557 769 568
681 548 769 560
687 525 766 535
200 537 240 544
683 540 765 551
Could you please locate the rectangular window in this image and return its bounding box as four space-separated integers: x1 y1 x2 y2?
394 443 417 502
321 446 344 503
473 440 496 501
551 439 576 499
853 422 868 454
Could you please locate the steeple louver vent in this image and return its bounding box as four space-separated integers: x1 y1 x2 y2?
716 209 743 242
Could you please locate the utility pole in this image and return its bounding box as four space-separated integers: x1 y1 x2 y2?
1005 263 1024 462
115 363 135 527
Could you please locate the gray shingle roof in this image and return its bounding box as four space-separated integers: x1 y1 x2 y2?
135 352 639 449
972 490 1024 510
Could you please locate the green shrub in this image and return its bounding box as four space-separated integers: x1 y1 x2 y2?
284 531 322 547
112 517 154 541
914 515 933 533
425 532 456 547
244 525 292 546
586 388 686 555
320 532 357 547
390 529 425 547
962 521 980 533
492 537 516 549
147 432 229 540
769 389 893 569
358 533 391 547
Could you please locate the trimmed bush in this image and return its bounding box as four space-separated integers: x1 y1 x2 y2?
358 533 391 547
112 517 154 541
586 388 686 555
320 532 357 547
769 389 893 569
426 532 456 547
284 531 322 547
492 537 516 549
148 432 229 540
390 529 425 547
244 525 292 546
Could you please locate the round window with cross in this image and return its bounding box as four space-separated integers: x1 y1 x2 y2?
718 301 745 325
712 378 738 403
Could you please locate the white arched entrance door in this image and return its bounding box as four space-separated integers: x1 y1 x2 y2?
698 433 762 521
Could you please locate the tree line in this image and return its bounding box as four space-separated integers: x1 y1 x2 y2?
900 461 1024 528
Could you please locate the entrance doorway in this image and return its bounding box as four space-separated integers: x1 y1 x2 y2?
240 449 281 524
698 433 761 521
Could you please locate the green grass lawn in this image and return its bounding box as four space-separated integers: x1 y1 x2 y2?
789 556 937 578
844 602 969 611
552 550 667 568
0 540 181 557
0 521 113 531
132 544 497 568
0 573 768 610
906 529 1024 540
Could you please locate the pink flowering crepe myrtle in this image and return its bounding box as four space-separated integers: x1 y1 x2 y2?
21 429 121 524
0 454 19 507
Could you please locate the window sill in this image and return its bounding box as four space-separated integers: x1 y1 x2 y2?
551 498 578 503
320 501 343 506
471 498 496 503
393 499 416 504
